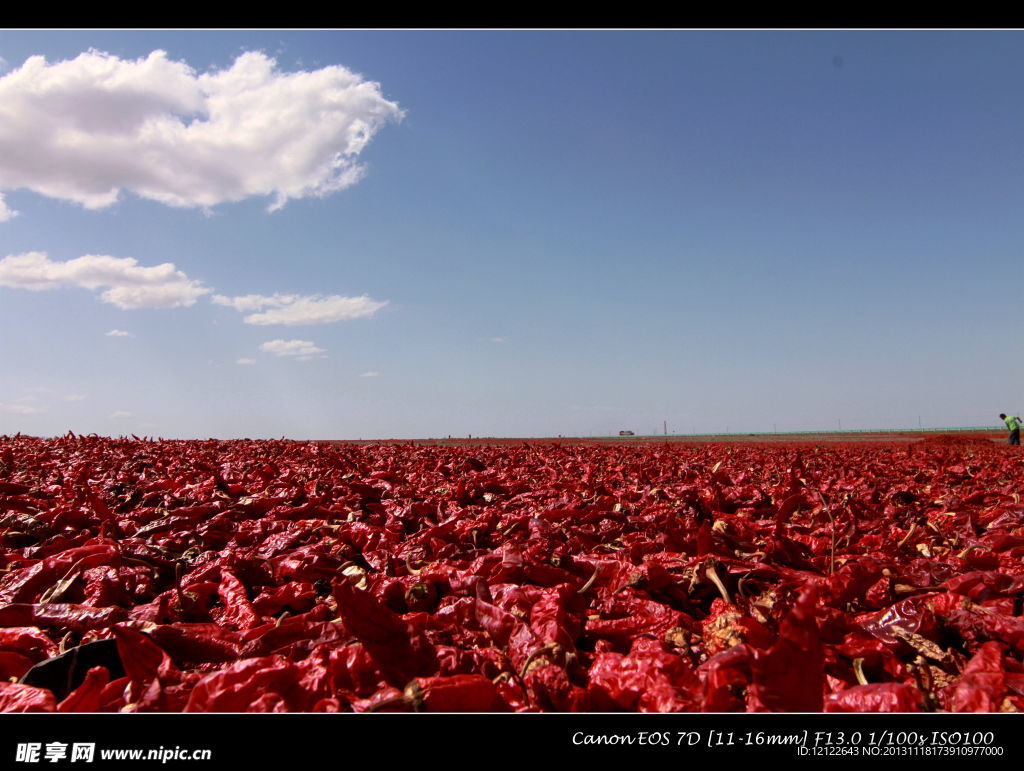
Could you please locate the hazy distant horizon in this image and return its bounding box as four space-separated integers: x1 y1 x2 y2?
2 423 1005 443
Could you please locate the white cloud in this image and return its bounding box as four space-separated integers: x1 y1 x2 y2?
236 358 256 365
106 329 133 337
212 292 386 325
63 394 88 401
109 410 132 419
212 293 293 313
0 194 18 221
211 292 284 311
360 371 379 377
260 339 326 359
0 49 402 212
491 337 505 343
0 252 210 309
0 402 45 415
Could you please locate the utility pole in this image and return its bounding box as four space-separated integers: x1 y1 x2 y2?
663 420 667 436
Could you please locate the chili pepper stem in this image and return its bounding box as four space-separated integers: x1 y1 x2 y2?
852 658 869 686
58 631 74 654
577 564 600 594
519 642 561 681
897 522 918 550
705 563 731 605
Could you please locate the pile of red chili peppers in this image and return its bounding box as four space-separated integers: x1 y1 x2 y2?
0 433 1022 712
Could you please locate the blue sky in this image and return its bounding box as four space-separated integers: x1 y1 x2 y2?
0 30 1020 439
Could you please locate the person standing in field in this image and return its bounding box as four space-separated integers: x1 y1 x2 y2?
999 413 1021 445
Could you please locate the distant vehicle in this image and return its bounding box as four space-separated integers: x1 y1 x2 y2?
618 430 635 436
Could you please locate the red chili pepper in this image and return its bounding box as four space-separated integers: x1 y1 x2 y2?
0 433 1021 711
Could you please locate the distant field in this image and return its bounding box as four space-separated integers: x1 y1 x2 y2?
341 431 1006 446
